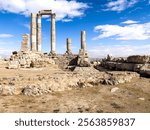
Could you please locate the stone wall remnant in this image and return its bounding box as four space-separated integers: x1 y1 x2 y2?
20 34 29 52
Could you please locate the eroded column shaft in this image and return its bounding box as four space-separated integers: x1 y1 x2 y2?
67 38 72 53
31 13 37 51
21 34 29 52
51 13 56 54
37 14 42 52
81 31 86 50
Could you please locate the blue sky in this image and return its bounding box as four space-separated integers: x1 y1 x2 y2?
0 0 150 58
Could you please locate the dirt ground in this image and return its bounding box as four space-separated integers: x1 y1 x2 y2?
0 67 150 113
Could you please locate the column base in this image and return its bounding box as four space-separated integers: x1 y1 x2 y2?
65 51 72 55
77 49 90 67
37 45 42 52
31 50 37 53
49 51 56 58
79 49 88 57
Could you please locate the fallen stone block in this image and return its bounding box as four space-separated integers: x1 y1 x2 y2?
127 55 149 64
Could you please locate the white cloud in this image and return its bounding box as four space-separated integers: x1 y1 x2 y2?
93 22 150 40
0 34 14 38
122 20 139 24
105 0 138 12
0 0 88 21
88 44 150 58
62 19 73 22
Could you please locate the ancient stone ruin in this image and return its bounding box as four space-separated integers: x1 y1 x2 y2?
65 38 72 55
77 31 90 67
20 34 29 52
6 9 150 76
0 9 149 98
31 10 56 55
97 55 150 77
8 10 90 69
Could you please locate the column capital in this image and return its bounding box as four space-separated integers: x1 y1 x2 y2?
31 13 37 17
67 38 71 44
81 30 86 35
37 13 42 18
51 13 56 19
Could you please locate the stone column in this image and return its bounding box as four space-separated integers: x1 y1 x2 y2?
79 31 87 56
50 13 56 55
37 14 42 52
21 34 29 52
81 31 86 50
66 38 72 54
78 31 90 67
31 13 37 51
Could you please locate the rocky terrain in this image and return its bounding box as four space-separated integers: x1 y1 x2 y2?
1 8 149 113
0 54 150 113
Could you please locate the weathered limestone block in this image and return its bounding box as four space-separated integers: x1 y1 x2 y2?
127 55 149 64
22 84 51 96
20 59 27 66
139 64 150 76
30 58 55 68
101 59 150 77
111 87 119 93
112 57 126 62
77 49 90 67
0 85 15 96
102 61 147 72
8 61 20 69
73 67 100 74
104 62 116 69
140 64 150 69
21 34 29 52
133 64 144 72
116 63 134 71
103 62 134 70
102 72 139 85
77 58 90 67
140 69 150 76
7 51 56 69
